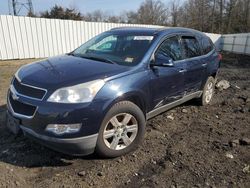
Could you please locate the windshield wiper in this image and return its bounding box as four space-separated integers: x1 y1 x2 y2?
87 56 116 64
73 54 116 64
67 52 75 56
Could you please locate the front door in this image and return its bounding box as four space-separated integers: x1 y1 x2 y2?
149 36 186 110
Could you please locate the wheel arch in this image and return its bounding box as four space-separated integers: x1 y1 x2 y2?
200 70 218 91
103 91 148 118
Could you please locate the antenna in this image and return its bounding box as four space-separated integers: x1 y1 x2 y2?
8 0 34 16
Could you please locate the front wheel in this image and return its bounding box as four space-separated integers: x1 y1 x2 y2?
95 101 146 158
200 76 215 106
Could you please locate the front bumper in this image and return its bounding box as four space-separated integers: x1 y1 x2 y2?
21 125 98 156
7 88 106 136
6 89 107 155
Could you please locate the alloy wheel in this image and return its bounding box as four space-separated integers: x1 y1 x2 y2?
103 113 138 150
205 82 214 103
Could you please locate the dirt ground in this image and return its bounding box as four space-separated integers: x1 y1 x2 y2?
0 53 249 188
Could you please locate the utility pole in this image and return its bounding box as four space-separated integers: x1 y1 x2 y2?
12 0 17 15
9 0 34 16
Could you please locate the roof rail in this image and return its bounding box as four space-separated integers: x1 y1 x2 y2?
110 26 152 31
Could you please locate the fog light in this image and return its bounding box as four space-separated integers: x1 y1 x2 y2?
46 123 82 135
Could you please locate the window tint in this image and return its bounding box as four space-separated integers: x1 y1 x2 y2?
201 37 214 54
156 36 182 61
182 36 201 58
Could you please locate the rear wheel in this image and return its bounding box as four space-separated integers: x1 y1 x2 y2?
95 101 146 158
200 76 215 105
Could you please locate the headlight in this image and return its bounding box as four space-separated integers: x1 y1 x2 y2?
47 79 105 103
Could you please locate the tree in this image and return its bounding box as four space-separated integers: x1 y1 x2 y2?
83 10 125 23
219 0 224 33
27 10 37 17
83 10 107 22
33 0 250 34
225 0 237 33
40 5 82 20
127 0 170 25
169 0 181 27
106 15 126 23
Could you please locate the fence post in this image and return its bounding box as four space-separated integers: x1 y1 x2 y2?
244 35 249 55
232 35 236 52
220 36 224 51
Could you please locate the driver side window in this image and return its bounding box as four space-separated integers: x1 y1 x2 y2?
156 36 182 61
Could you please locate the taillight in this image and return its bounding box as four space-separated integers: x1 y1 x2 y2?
218 53 222 61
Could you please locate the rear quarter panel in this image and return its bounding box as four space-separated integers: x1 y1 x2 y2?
200 50 220 89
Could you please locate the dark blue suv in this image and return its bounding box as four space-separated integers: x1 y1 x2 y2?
6 27 221 157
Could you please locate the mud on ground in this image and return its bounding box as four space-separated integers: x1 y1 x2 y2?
0 53 249 188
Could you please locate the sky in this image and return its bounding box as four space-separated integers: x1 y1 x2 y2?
0 0 154 16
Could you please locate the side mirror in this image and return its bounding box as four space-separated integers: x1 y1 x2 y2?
153 53 174 67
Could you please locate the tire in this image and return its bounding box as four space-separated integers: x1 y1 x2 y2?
199 76 215 106
95 101 146 158
6 113 22 136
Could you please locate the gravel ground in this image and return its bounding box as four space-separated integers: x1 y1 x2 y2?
0 53 249 188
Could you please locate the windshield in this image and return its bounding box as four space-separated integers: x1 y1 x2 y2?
72 32 155 66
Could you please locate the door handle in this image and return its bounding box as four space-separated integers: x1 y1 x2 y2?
179 69 187 73
202 63 207 67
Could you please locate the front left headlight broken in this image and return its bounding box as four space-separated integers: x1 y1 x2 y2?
47 79 105 103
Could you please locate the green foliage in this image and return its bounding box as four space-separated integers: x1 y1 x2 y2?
40 5 82 20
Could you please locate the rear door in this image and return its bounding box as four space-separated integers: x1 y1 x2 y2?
181 35 206 94
198 36 219 81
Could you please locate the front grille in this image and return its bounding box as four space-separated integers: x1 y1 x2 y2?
9 92 37 117
13 77 46 100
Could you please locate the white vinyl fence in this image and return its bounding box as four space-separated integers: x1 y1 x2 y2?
221 33 250 55
0 15 163 60
0 15 223 60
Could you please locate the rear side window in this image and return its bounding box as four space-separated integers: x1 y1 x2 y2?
181 36 201 58
156 36 182 61
201 37 214 54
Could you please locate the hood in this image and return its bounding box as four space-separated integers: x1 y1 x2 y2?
17 55 131 89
